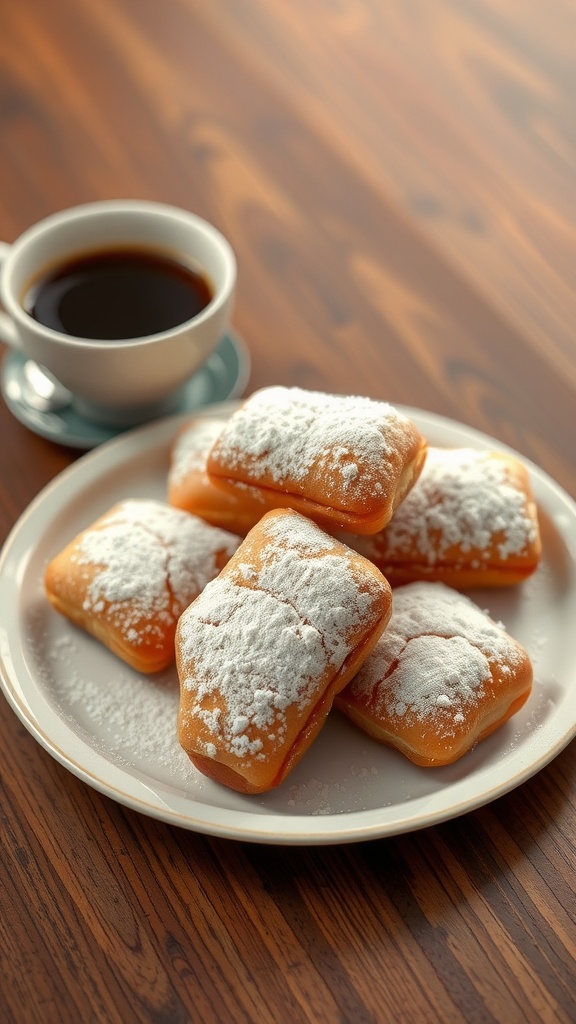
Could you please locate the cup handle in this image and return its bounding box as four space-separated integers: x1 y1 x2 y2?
0 241 22 349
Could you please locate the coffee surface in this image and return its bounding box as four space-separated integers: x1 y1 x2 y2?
24 246 213 340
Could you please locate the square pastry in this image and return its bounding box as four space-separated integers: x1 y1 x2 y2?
206 386 427 534
44 499 241 673
348 448 541 587
176 508 393 793
335 581 533 766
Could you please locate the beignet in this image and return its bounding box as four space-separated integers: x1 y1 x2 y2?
44 499 241 673
349 448 541 588
335 581 533 766
206 386 428 535
168 416 265 534
176 508 393 793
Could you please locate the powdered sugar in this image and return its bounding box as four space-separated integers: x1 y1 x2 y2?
183 579 328 758
253 516 380 664
263 510 340 556
375 448 538 563
42 632 199 783
365 581 521 667
348 582 524 736
72 499 240 644
383 634 490 724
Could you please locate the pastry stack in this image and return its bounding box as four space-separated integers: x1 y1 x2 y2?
45 386 541 793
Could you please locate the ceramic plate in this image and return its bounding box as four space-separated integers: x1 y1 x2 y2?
1 404 575 845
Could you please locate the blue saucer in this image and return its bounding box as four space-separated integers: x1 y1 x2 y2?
1 330 250 450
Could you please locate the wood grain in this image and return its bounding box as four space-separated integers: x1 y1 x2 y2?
1 1 575 1022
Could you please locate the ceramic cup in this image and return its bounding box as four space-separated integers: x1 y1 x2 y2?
0 200 236 426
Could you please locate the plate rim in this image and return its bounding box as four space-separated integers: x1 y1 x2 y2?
1 401 576 845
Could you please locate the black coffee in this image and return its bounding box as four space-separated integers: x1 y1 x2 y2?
23 246 214 340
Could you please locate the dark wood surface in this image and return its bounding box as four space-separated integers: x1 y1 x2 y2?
1 2 575 1021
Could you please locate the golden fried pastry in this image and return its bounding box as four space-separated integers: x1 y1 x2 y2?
176 508 393 793
45 499 241 673
168 416 265 534
335 581 533 767
205 386 428 535
348 448 541 588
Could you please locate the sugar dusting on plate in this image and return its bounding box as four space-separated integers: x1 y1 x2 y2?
41 634 199 784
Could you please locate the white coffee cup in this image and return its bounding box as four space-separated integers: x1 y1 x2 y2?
0 200 236 426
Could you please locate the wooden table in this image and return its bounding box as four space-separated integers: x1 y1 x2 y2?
1 2 575 1021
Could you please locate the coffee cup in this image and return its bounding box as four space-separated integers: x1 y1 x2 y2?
0 200 236 426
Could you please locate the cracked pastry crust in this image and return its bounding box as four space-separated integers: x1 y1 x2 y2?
205 386 428 535
347 447 541 588
176 508 393 793
335 581 533 767
44 499 240 673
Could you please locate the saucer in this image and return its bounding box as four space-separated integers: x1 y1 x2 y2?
1 330 250 450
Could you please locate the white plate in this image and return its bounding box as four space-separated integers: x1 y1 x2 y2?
1 403 575 845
